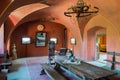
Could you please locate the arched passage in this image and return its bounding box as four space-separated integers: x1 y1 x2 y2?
87 26 106 60
83 14 119 61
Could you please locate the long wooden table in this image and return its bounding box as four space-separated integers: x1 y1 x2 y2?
55 60 117 80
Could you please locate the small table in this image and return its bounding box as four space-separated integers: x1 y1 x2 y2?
55 60 117 80
0 62 12 73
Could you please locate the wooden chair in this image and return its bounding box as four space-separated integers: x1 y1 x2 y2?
58 48 67 56
104 52 120 70
48 41 55 64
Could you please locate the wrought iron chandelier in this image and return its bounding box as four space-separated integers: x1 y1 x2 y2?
64 0 99 17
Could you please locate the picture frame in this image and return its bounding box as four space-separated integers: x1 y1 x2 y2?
21 37 31 44
50 38 57 44
35 32 46 47
70 38 76 45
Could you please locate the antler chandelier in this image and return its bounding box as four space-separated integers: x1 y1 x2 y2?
64 0 99 17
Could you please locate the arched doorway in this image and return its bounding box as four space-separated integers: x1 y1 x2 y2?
87 26 107 62
96 34 107 63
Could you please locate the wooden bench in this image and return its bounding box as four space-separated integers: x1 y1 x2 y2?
40 63 66 80
104 52 120 70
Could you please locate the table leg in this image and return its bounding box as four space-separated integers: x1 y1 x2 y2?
40 69 45 75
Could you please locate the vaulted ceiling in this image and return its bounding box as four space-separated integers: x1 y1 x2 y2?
0 0 75 26
1 0 120 58
1 0 120 26
1 0 120 44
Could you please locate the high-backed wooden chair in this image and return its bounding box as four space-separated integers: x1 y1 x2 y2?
58 48 67 56
48 41 55 64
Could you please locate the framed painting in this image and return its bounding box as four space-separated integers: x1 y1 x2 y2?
70 37 76 45
50 38 57 44
35 32 46 47
21 37 31 44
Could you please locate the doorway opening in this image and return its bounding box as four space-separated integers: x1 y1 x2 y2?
96 34 107 63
